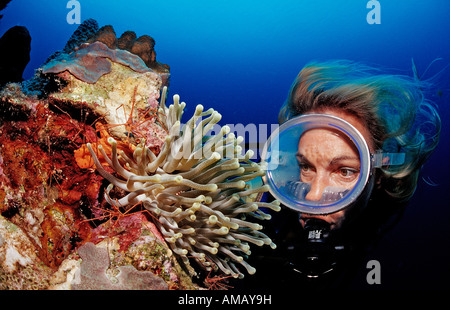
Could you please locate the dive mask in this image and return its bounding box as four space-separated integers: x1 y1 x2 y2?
261 113 405 215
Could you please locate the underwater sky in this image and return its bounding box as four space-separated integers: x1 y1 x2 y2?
1 0 450 289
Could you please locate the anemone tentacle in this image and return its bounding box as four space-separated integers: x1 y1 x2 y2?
88 86 280 278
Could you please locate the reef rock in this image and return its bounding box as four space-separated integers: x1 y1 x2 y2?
0 21 196 290
0 214 54 289
49 215 195 290
43 41 167 144
71 242 168 290
42 41 151 83
23 19 169 97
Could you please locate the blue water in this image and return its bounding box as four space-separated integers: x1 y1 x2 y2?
1 0 449 289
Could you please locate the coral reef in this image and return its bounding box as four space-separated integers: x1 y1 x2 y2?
23 18 169 96
0 18 279 290
0 20 195 290
43 19 170 87
0 83 99 269
0 82 193 290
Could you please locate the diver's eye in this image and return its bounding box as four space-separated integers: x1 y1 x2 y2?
338 167 359 179
298 162 313 173
299 162 308 171
298 162 315 181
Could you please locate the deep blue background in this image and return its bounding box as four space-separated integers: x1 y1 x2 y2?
1 0 449 289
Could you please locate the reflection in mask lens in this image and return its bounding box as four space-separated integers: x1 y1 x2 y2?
286 181 350 202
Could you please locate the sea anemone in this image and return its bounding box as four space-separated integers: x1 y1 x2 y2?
86 86 280 278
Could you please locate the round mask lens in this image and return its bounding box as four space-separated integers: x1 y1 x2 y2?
261 114 371 215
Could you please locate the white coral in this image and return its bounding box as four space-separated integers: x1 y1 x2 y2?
87 87 280 278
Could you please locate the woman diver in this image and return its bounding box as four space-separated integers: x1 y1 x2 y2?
242 60 441 289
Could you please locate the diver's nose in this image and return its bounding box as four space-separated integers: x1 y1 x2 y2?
305 176 327 201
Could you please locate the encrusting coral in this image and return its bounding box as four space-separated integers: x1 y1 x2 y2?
42 41 151 84
44 41 167 143
87 86 281 278
71 242 169 290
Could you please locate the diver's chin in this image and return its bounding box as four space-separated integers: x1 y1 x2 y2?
300 211 346 230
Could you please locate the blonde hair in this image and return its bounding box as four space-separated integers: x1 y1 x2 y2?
279 60 441 201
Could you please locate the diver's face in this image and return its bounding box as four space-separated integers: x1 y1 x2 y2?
297 109 374 229
297 128 360 197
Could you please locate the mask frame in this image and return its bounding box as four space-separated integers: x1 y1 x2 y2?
261 113 404 215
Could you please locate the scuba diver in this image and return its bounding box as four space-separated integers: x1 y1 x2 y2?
238 60 441 289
